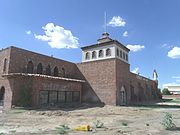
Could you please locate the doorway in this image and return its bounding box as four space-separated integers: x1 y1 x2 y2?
120 86 126 105
0 86 5 106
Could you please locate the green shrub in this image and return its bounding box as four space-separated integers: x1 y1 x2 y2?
55 125 70 134
161 112 176 130
122 122 128 126
162 88 171 95
94 120 104 128
19 86 32 107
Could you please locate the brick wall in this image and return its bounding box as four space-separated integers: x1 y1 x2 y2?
77 58 117 105
0 47 12 109
9 76 82 107
9 46 78 79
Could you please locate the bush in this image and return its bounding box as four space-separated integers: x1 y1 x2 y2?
19 86 32 107
94 120 104 128
162 88 171 95
161 112 176 130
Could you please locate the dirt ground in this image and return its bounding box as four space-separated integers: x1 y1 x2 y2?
0 99 180 135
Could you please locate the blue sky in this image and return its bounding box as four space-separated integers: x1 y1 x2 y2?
0 0 180 88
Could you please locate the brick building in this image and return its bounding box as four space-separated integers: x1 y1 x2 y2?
0 33 161 109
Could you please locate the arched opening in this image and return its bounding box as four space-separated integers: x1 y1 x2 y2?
53 66 59 77
3 58 7 73
120 86 126 105
92 51 97 59
37 63 43 74
99 50 104 58
106 48 111 56
125 54 128 61
46 65 51 75
0 86 5 106
85 52 90 60
27 61 34 73
62 68 65 77
120 50 122 58
116 48 119 56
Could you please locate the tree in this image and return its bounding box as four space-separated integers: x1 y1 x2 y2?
162 88 171 95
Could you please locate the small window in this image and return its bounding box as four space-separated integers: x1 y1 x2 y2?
99 50 104 58
62 68 65 77
58 91 66 103
49 91 57 104
73 91 80 102
66 91 72 103
3 58 7 73
37 63 43 74
92 51 97 59
116 48 119 56
123 52 125 59
106 48 111 56
125 54 128 61
39 90 48 105
46 65 51 75
27 61 34 73
53 66 59 77
85 52 90 60
120 50 122 58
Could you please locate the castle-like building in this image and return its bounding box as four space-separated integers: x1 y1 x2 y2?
0 33 161 109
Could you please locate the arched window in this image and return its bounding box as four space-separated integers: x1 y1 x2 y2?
116 48 119 56
125 54 128 61
99 50 104 58
62 68 65 77
106 48 111 56
46 65 51 75
37 63 43 74
92 51 97 59
27 61 34 73
85 52 90 60
53 66 59 77
0 86 5 106
3 58 7 73
120 50 122 58
123 52 125 59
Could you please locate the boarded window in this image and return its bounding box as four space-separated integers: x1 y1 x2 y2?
39 91 48 105
62 68 65 77
49 91 57 104
73 91 80 102
58 91 66 103
37 63 43 74
27 61 34 73
66 91 72 103
53 66 59 76
46 65 51 75
3 58 7 73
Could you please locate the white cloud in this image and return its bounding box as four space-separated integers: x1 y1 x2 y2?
162 82 180 88
172 76 180 79
161 43 173 49
126 44 145 52
26 30 31 35
108 16 126 27
34 23 79 49
123 31 128 37
168 46 180 59
131 67 139 74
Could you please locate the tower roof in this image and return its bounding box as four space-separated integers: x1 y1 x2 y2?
81 33 130 52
